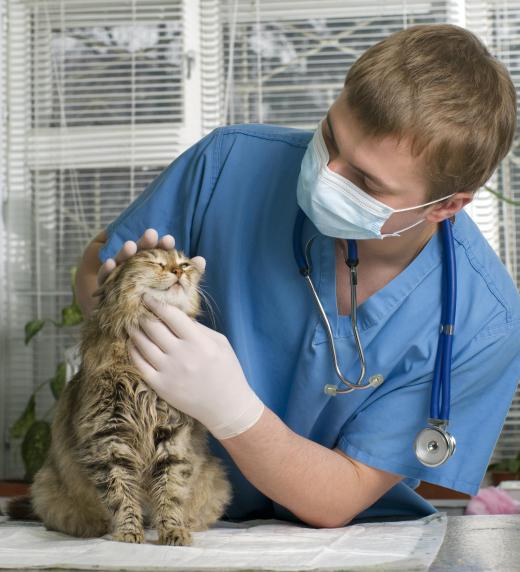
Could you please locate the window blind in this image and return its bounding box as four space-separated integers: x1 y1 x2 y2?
1 0 518 479
220 0 450 127
0 0 7 479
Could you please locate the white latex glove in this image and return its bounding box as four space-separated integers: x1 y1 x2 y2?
127 293 265 440
97 228 175 286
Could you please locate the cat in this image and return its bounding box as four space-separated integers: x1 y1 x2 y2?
8 248 231 545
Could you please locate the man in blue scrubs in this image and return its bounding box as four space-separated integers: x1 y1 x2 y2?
76 24 520 526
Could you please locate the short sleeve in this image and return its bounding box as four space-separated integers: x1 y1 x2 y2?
336 318 520 495
99 128 222 263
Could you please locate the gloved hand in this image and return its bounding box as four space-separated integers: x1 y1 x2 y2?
127 294 265 440
97 228 175 286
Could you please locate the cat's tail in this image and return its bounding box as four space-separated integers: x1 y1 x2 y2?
6 495 40 521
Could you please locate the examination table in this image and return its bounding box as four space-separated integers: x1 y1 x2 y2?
0 511 519 571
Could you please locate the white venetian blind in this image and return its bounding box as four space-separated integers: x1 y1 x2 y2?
220 0 450 128
0 0 7 478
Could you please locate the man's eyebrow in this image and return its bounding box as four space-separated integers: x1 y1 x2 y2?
325 111 393 192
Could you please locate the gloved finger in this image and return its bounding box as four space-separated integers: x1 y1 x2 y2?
127 327 164 370
139 314 179 352
190 256 206 272
128 340 160 384
135 228 159 251
115 240 138 264
97 258 116 286
143 294 198 341
157 234 175 250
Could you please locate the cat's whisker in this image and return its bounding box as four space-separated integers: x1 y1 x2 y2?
196 285 219 330
196 282 220 313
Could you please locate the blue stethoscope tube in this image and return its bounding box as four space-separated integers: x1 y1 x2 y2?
293 208 457 467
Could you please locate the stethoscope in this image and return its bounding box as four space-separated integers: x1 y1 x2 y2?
293 208 457 467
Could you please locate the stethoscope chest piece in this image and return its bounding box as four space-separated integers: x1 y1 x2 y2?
414 424 456 468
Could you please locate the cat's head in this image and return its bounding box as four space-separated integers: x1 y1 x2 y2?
94 248 205 319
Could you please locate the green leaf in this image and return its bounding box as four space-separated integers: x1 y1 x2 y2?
24 320 46 345
489 458 520 473
509 459 520 473
60 301 83 327
50 362 67 400
70 266 78 299
21 421 52 481
10 395 36 439
483 185 520 207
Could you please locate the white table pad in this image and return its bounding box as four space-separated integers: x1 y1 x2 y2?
0 512 447 571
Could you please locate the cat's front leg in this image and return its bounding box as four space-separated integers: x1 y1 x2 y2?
78 425 145 543
148 424 194 546
84 440 145 543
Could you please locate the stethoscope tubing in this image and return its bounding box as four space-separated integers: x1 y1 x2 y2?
293 208 456 421
435 217 456 421
301 237 368 392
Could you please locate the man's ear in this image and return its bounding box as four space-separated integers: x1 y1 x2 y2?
425 191 475 223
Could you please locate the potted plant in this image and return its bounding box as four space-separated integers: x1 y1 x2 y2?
2 268 83 493
487 453 520 486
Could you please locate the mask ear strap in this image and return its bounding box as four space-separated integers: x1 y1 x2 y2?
381 217 426 239
394 193 456 213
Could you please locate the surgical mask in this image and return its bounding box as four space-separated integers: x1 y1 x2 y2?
296 119 455 239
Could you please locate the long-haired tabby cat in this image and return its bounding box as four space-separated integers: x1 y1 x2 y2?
8 248 231 545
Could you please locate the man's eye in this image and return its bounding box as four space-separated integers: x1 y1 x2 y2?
361 177 383 194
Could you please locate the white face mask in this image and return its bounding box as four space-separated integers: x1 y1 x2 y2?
296 119 455 240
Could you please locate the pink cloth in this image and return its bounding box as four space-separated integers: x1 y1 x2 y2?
465 486 520 515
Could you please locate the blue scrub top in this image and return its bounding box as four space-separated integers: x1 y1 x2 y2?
99 124 520 524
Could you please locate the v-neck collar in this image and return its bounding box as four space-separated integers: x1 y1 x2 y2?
313 223 445 343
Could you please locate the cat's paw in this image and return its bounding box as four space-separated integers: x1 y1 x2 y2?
112 529 145 544
159 526 192 546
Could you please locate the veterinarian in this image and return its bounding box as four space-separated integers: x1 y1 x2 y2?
76 24 520 527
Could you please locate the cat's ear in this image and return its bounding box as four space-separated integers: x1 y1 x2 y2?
92 281 111 298
190 256 206 273
93 261 124 297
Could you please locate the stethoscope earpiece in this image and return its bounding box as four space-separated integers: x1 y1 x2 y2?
324 384 337 396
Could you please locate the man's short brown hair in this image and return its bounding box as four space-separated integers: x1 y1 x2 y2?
344 24 517 200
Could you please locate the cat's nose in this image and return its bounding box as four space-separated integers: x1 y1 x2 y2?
172 268 183 277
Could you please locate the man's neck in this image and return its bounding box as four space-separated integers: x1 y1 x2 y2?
354 221 440 269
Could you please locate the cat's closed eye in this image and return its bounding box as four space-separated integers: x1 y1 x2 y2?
154 261 190 271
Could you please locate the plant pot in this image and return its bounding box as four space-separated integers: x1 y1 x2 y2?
490 472 520 486
0 480 31 497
